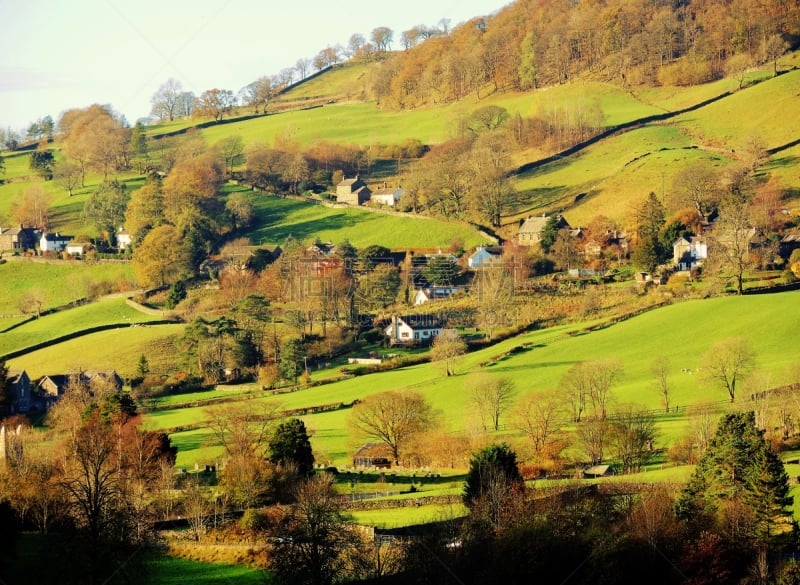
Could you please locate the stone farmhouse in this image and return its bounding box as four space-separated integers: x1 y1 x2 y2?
336 176 372 206
517 214 568 246
0 226 38 252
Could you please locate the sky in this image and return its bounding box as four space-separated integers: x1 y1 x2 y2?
0 0 511 133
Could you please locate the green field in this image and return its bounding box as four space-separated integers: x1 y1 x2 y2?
0 297 165 358
510 69 800 225
246 191 490 249
349 503 468 529
0 260 136 315
8 322 185 380
142 291 800 469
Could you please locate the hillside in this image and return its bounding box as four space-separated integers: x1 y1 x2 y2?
140 291 800 468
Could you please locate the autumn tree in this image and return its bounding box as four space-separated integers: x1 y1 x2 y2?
515 393 563 461
132 224 192 287
207 402 281 508
239 76 274 114
430 329 466 376
195 88 236 122
610 406 657 474
701 337 755 403
371 27 394 53
60 411 134 583
11 184 51 229
670 164 721 222
349 390 436 464
124 176 164 245
217 134 244 177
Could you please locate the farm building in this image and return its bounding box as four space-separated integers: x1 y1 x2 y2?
336 175 372 206
353 442 393 468
0 226 38 252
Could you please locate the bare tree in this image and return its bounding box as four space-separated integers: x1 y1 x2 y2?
651 355 671 413
576 417 609 465
430 329 466 376
467 373 516 432
349 390 435 464
271 473 356 585
706 199 758 295
610 406 657 474
515 393 563 460
183 477 210 542
701 336 756 402
150 78 183 121
54 160 81 197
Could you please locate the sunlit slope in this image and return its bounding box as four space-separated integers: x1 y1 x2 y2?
144 291 800 467
512 69 800 226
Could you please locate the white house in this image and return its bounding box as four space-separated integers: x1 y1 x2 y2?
414 287 459 305
40 232 72 253
467 246 503 269
673 236 707 270
370 184 404 207
117 227 132 251
385 314 443 345
66 241 93 256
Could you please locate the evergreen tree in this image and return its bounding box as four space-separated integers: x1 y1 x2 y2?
136 354 150 379
677 412 792 539
633 192 667 271
463 443 523 509
165 280 187 309
539 215 562 253
269 418 315 475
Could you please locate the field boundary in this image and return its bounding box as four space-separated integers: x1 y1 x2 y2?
1 320 179 361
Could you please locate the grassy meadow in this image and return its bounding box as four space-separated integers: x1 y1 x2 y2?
245 190 489 249
510 66 800 226
142 291 800 470
0 260 136 315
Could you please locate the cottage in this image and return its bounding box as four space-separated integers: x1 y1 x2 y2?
336 175 372 206
353 442 393 468
385 314 443 346
517 214 568 246
467 246 503 269
0 226 38 252
66 240 94 256
413 287 459 305
40 232 72 253
370 184 403 207
117 227 133 251
673 236 708 270
5 370 31 414
37 370 123 410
